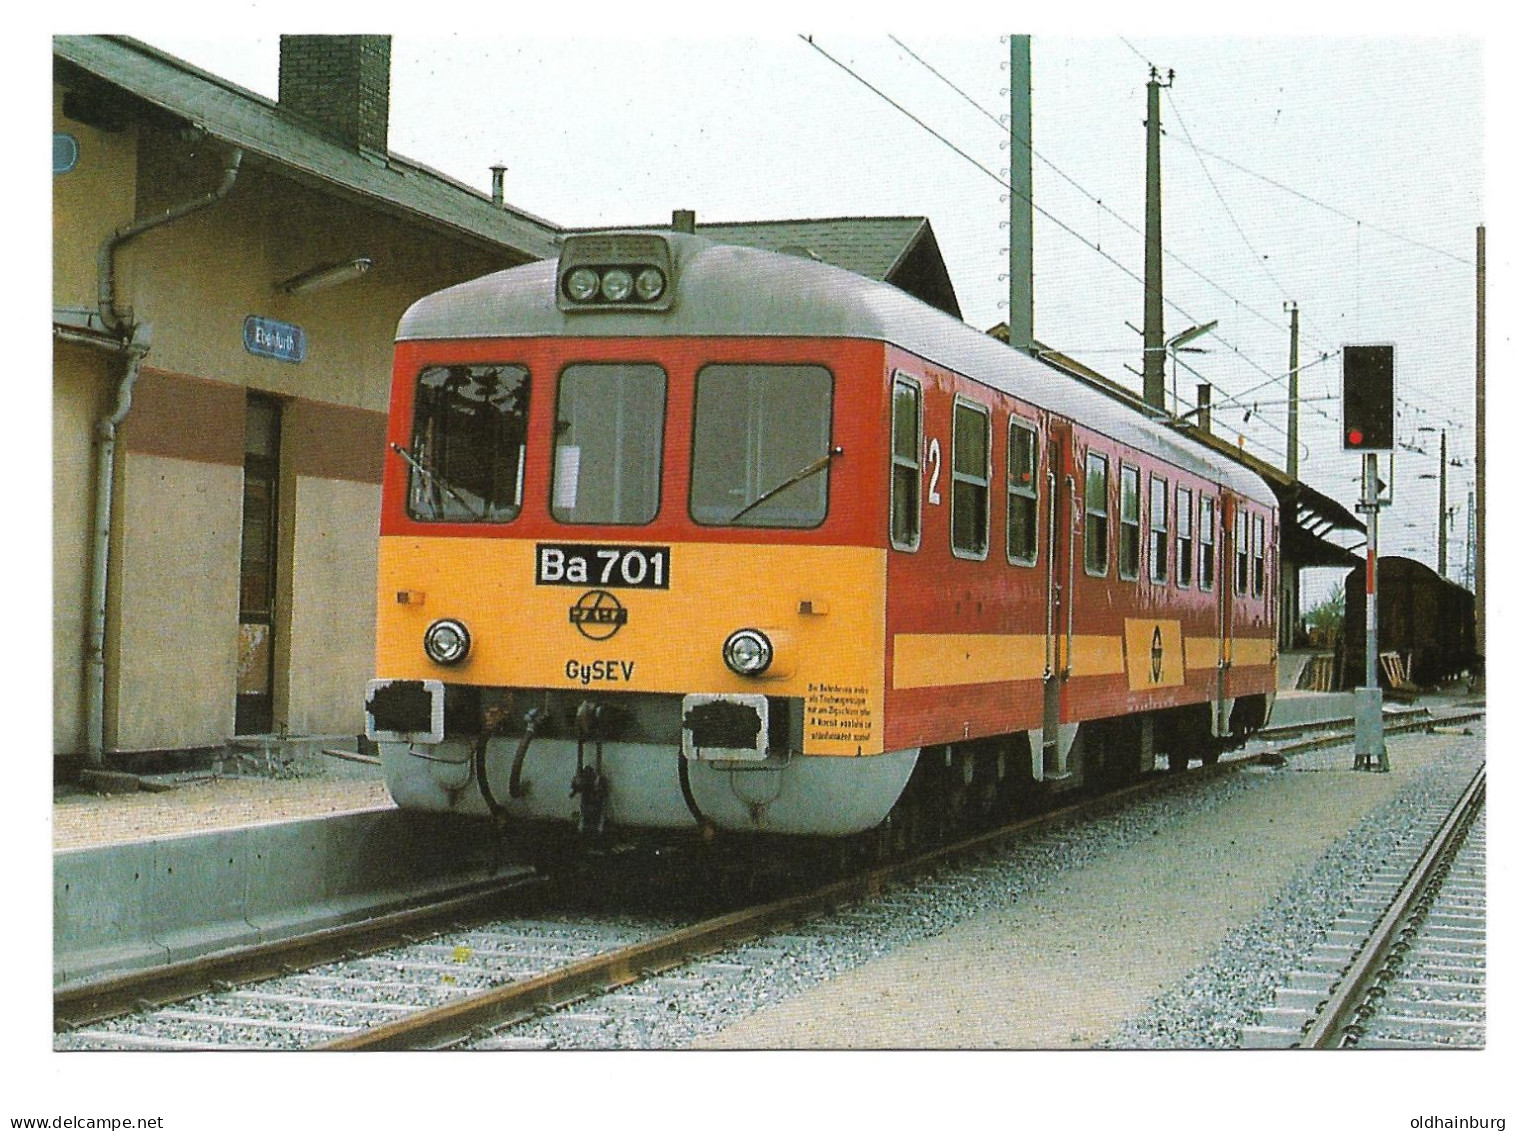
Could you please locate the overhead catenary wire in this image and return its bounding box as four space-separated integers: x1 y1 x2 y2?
1120 36 1473 270
895 34 1307 348
1162 85 1292 302
809 35 1330 431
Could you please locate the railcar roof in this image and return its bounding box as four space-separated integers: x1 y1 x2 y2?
397 233 1273 503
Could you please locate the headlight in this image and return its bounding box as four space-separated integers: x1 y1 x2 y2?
722 629 773 676
600 268 634 302
564 267 600 302
634 267 666 301
424 618 471 665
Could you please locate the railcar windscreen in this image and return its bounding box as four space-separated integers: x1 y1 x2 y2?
690 364 833 528
551 364 666 524
406 363 530 522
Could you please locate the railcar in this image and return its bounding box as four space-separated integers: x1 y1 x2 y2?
365 230 1277 842
1342 556 1475 689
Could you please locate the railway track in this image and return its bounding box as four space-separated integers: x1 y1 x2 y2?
1242 758 1485 1049
58 706 1483 1051
57 750 1248 1050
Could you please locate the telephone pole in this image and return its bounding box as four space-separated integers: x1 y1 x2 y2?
1286 301 1301 478
1474 225 1485 688
1007 35 1033 353
1438 429 1448 577
1142 66 1174 411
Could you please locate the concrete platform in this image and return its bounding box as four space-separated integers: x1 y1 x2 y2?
54 808 524 989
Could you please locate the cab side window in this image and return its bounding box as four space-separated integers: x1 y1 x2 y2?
890 374 922 551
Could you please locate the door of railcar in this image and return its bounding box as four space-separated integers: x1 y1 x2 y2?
1217 492 1236 729
1040 422 1074 777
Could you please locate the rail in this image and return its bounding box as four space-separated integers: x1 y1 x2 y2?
1301 762 1486 1049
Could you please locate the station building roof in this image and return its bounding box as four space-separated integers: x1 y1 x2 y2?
53 35 561 263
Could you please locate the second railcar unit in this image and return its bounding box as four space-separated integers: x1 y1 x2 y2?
365 230 1278 840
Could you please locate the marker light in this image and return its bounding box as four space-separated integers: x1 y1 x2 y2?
424 618 472 665
564 267 600 303
722 629 773 677
600 268 634 302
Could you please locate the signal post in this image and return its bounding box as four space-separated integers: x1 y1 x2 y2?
1343 344 1394 772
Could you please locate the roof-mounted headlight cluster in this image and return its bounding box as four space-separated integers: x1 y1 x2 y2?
556 232 676 312
562 264 666 306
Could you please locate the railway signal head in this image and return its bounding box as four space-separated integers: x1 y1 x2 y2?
1341 344 1395 452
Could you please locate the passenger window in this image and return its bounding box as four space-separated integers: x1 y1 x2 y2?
1175 487 1193 588
1235 510 1249 595
951 399 991 559
1118 464 1141 581
890 375 922 551
1252 514 1266 597
1006 420 1038 565
1084 452 1109 576
1149 476 1169 584
1198 496 1215 592
551 364 665 524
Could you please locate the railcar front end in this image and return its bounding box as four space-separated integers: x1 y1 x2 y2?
366 237 915 836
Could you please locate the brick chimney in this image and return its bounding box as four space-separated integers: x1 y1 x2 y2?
278 35 391 157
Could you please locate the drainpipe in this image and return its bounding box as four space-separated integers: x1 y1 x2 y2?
83 324 150 768
97 146 243 333
82 144 243 769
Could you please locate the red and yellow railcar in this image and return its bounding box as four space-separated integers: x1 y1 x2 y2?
366 231 1277 839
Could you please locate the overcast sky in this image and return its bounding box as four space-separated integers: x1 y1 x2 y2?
136 30 1491 601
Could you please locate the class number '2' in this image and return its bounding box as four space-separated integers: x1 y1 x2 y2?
927 438 943 505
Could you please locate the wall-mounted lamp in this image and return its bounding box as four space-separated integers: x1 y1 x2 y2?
277 257 373 295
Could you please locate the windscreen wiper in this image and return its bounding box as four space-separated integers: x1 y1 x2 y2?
727 446 842 524
391 443 484 520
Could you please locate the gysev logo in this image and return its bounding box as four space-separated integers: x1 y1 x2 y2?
570 589 627 641
1151 626 1164 684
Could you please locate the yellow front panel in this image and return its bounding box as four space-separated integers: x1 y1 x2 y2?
377 537 888 755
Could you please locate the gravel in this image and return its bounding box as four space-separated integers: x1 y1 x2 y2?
487 723 1485 1050
481 762 1293 1049
1099 727 1484 1048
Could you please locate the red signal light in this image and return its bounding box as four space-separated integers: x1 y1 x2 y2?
1347 428 1364 446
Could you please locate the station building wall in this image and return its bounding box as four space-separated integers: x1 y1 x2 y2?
54 84 516 757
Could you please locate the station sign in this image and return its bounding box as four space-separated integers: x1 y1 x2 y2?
243 316 307 364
